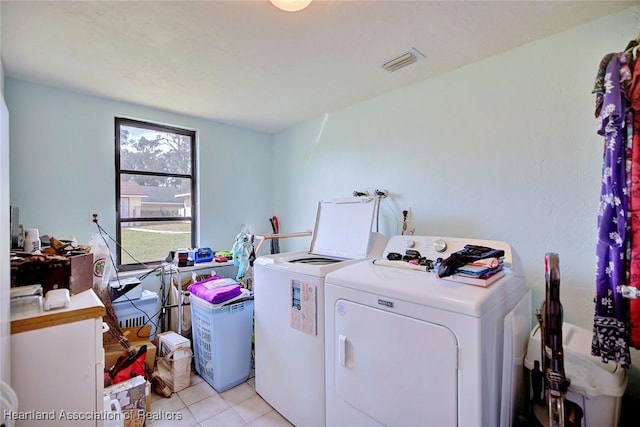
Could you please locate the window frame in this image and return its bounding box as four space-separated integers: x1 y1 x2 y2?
115 117 197 271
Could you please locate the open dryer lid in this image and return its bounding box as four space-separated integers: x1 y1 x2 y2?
309 197 377 260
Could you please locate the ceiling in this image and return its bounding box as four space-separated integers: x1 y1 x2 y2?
1 0 637 134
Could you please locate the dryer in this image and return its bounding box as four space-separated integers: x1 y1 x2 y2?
253 197 386 427
324 235 531 427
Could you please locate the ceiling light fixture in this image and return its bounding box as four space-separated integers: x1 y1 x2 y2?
269 0 312 12
381 48 426 73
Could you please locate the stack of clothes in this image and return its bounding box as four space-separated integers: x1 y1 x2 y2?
454 257 503 280
436 244 506 287
187 275 243 305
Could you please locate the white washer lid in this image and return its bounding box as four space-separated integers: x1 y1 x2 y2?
309 197 376 259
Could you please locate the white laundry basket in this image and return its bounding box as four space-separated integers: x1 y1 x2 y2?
524 322 627 427
1 380 19 427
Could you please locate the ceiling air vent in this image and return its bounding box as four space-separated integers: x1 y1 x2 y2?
380 47 425 73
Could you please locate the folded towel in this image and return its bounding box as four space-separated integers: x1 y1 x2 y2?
203 278 238 289
456 264 503 278
187 282 242 305
465 257 501 269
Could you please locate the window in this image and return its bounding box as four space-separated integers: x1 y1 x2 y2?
115 117 196 269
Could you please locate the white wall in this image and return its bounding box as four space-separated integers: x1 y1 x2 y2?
272 8 640 397
0 97 10 387
0 0 11 386
4 1 639 409
5 79 274 257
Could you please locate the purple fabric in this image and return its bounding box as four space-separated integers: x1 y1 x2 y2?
188 283 242 305
592 55 631 368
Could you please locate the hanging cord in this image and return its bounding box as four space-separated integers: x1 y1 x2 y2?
93 220 157 273
401 210 408 235
401 210 408 233
353 189 402 234
381 197 402 235
93 220 161 335
375 197 381 232
373 189 389 232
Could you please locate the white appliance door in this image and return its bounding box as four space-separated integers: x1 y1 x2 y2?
311 198 377 259
334 300 458 427
254 265 325 427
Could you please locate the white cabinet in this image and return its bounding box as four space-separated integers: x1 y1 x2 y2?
10 289 105 427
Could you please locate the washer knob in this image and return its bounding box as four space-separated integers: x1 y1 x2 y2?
433 239 447 253
405 239 415 248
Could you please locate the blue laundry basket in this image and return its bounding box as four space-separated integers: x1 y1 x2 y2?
189 292 254 392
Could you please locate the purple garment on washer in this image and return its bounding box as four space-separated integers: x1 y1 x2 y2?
592 55 631 368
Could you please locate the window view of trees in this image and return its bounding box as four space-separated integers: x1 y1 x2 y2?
115 118 196 269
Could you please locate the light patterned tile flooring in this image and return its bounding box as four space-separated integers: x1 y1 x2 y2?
147 370 293 427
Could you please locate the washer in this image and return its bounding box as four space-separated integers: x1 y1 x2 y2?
324 235 531 427
254 197 386 427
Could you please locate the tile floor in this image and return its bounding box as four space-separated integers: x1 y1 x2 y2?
147 370 293 427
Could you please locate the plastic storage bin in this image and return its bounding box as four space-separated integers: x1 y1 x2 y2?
113 289 159 340
157 331 191 357
189 291 254 392
524 322 627 427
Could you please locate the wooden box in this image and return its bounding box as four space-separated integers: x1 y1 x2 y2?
10 252 94 295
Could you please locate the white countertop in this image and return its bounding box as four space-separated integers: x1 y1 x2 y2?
11 288 105 334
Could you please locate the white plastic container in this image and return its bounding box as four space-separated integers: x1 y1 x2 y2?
23 228 40 253
103 395 124 427
523 322 627 427
157 331 191 358
112 289 159 340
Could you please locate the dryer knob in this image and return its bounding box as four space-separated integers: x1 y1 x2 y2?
433 239 447 253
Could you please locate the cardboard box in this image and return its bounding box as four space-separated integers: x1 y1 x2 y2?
103 325 152 346
104 375 148 427
105 341 156 372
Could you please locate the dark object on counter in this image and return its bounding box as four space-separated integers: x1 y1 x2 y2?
10 252 93 295
387 252 402 261
402 249 422 261
177 250 194 267
437 244 505 278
